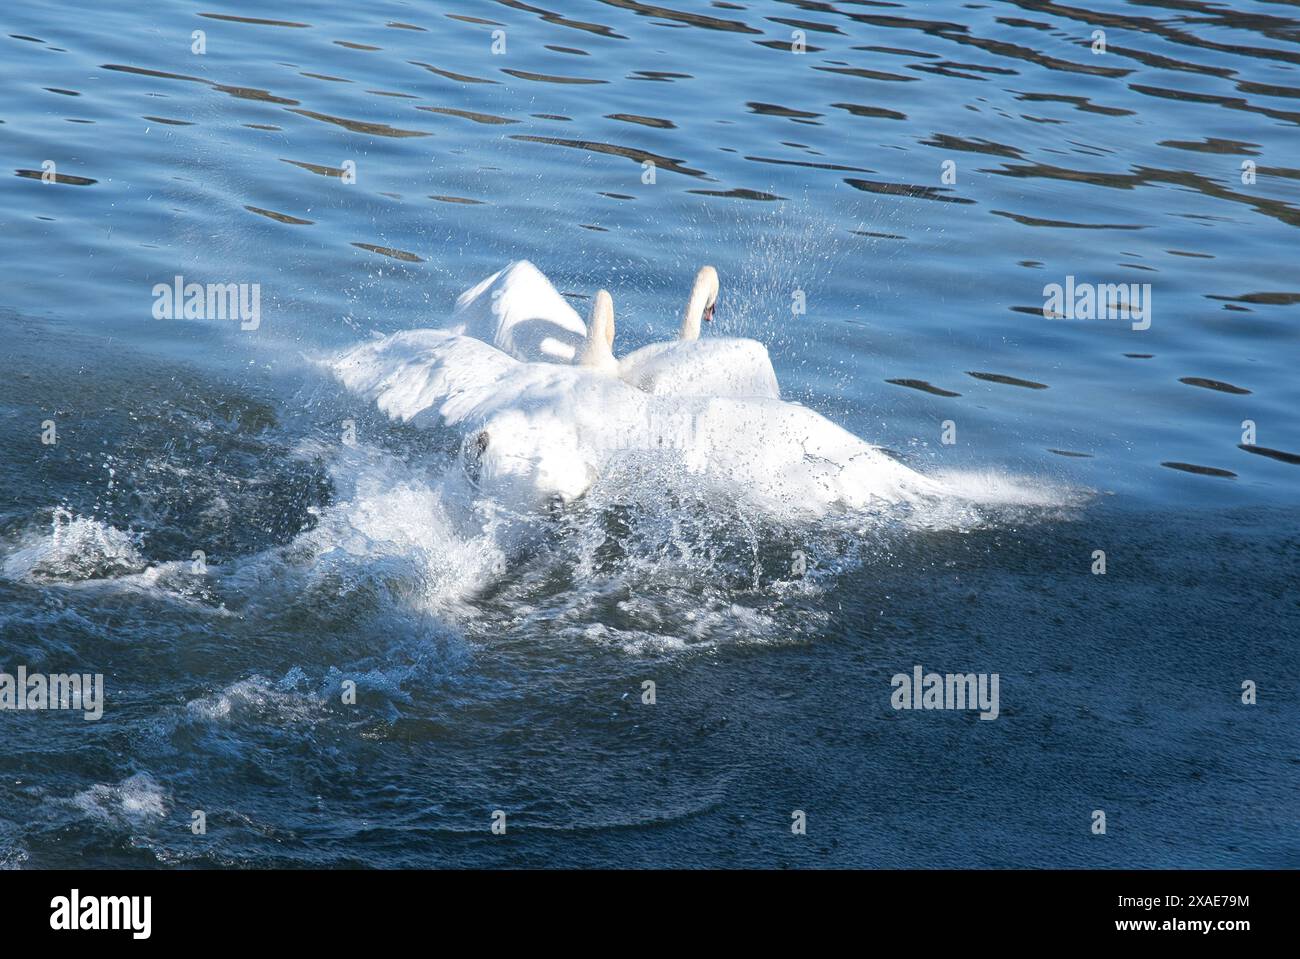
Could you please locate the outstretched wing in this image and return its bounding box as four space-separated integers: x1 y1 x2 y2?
330 329 522 426
448 260 587 364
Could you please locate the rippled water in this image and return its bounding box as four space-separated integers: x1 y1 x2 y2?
1 1 1297 868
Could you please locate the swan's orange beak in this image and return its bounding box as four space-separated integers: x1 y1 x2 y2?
703 303 715 322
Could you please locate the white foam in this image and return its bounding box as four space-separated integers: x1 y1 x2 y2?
2 511 145 582
928 469 1089 509
270 439 510 617
0 820 28 870
185 670 325 725
70 772 168 825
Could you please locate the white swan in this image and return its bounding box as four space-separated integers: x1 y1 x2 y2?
615 266 781 399
445 260 587 363
330 291 940 517
333 293 644 510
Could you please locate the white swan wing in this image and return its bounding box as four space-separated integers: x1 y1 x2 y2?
672 397 938 513
620 338 780 399
447 260 587 364
330 329 527 426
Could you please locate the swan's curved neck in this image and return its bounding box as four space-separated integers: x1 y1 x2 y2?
578 290 618 372
680 266 718 341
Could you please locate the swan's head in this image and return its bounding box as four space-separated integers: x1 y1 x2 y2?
681 265 719 341
577 289 619 375
461 413 598 511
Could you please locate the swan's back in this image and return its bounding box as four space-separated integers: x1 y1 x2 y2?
621 338 780 399
448 260 587 363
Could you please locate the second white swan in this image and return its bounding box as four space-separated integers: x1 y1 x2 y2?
596 266 783 400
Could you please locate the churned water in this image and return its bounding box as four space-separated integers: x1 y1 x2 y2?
0 0 1297 867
